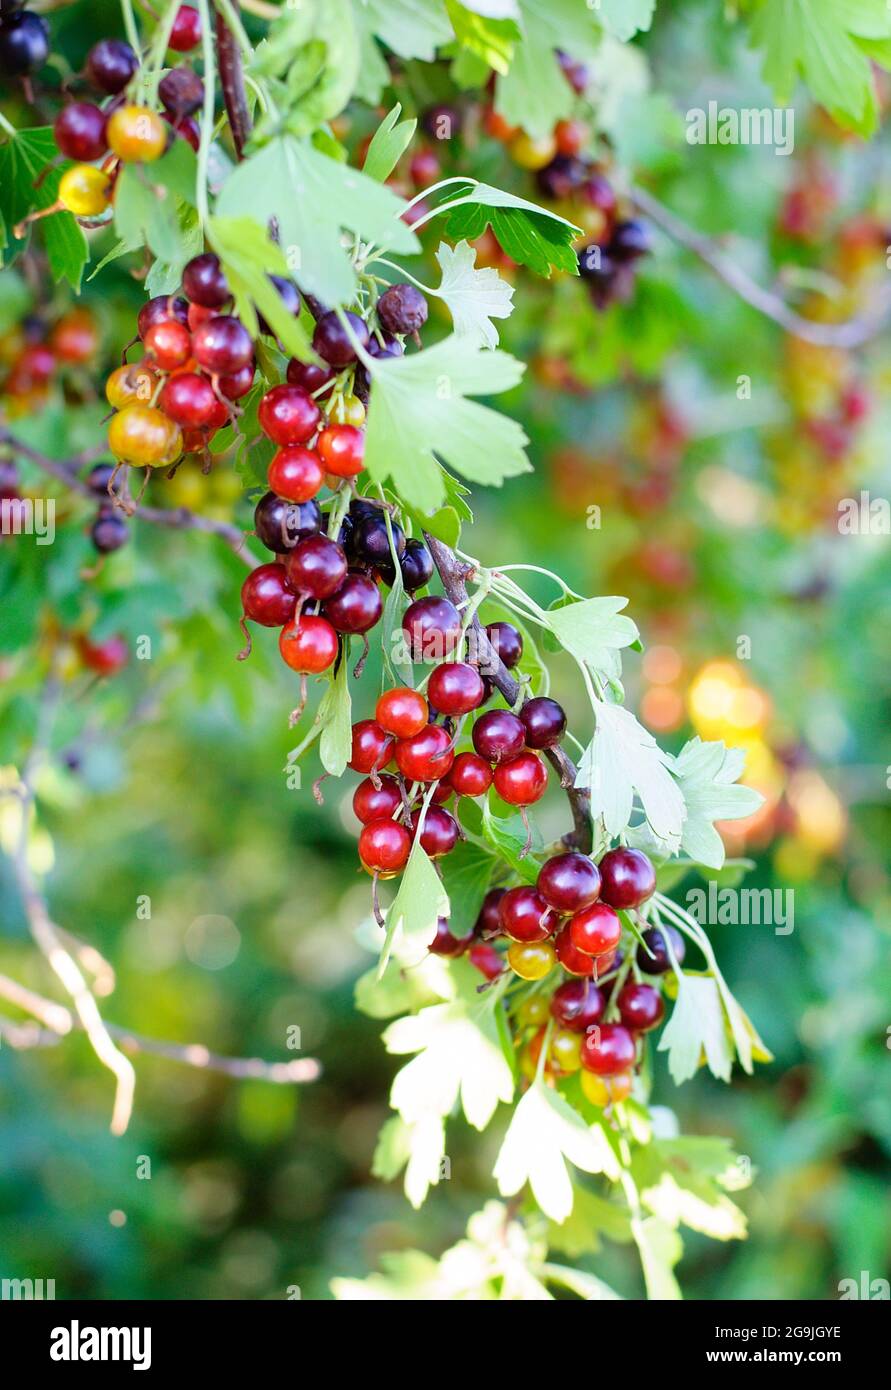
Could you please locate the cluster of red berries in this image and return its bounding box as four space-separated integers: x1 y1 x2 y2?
0 306 99 414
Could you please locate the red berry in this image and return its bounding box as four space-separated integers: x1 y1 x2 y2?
568 903 622 957
498 886 558 943
617 982 664 1032
409 148 440 185
484 620 523 669
469 940 505 980
554 925 595 977
322 572 383 634
550 979 605 1032
447 751 493 798
258 384 321 446
429 916 467 956
597 848 656 910
192 315 253 375
169 4 201 51
287 358 334 394
394 724 454 783
358 819 411 877
402 596 463 662
411 806 459 858
159 372 217 428
317 424 364 478
537 852 601 913
494 751 547 806
376 687 429 739
472 709 525 763
580 1022 636 1076
240 562 296 628
352 774 402 824
188 302 217 332
285 536 348 599
78 634 128 676
218 362 254 400
427 661 485 716
348 720 394 773
520 696 567 749
138 295 189 341
474 887 505 937
54 102 108 161
182 252 229 308
144 319 191 371
278 614 338 673
267 446 323 503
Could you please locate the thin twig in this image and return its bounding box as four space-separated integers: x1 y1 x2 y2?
632 183 891 350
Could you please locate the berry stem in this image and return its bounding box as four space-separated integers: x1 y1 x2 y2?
195 0 217 223
118 0 143 57
143 0 181 103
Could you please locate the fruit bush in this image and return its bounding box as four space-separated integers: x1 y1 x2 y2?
1 0 890 1301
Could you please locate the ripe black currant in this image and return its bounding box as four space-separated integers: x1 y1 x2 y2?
399 538 434 592
91 508 129 554
377 284 428 336
0 10 49 76
254 492 322 553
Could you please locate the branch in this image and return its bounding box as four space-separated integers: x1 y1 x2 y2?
0 974 320 1083
0 429 257 567
424 534 593 853
214 3 251 160
632 183 891 350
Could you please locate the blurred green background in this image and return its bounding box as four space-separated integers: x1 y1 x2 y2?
1 0 890 1300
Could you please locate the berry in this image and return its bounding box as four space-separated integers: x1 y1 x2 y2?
409 147 440 185
258 384 320 445
472 709 525 763
427 661 485 716
138 295 189 340
240 563 297 627
367 334 404 360
217 363 254 400
580 1023 636 1076
411 806 459 858
322 571 382 634
159 66 204 118
447 751 493 798
163 111 200 150
580 1070 632 1107
317 424 364 477
422 102 462 139
352 513 404 569
107 106 168 163
286 357 334 394
348 720 394 773
394 723 454 783
109 404 180 466
568 903 622 958
537 852 601 914
402 596 463 662
474 888 505 938
554 118 587 157
58 164 111 217
582 171 616 216
509 131 557 170
429 917 468 957
377 283 428 336
400 538 434 593
91 508 129 554
550 979 604 1033
256 275 301 336
169 4 201 51
358 819 411 877
498 886 557 944
86 463 119 496
285 535 348 599
554 925 595 977
267 447 324 503
183 253 230 308
493 751 547 806
636 925 685 975
54 103 108 162
469 941 504 980
508 940 556 981
278 613 338 673
159 372 217 429
617 982 664 1033
352 774 402 824
520 696 566 749
193 316 254 375
50 309 99 363
484 620 522 669
598 847 656 910
609 218 652 261
144 319 192 371
312 310 369 368
376 687 428 739
254 492 322 553
78 634 128 676
536 154 587 200
0 11 49 76
86 37 137 93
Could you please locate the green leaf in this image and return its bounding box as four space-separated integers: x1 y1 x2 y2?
598 0 655 42
631 1215 682 1301
750 0 891 136
632 1137 749 1241
250 0 360 135
207 215 313 359
439 838 495 937
670 738 764 871
495 0 601 139
114 166 186 266
544 595 639 683
364 334 530 512
547 1183 633 1257
445 182 581 277
481 798 541 883
318 656 352 776
384 959 514 1131
433 239 514 347
363 103 417 182
575 699 686 843
658 973 734 1084
493 1081 620 1222
355 948 451 1019
215 136 418 305
0 127 87 289
358 0 454 61
445 0 520 73
382 839 450 969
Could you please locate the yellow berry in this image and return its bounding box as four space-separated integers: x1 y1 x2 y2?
509 131 558 171
508 939 556 981
107 106 167 163
517 993 550 1028
550 1027 582 1073
329 393 366 427
59 164 111 217
580 1069 632 1107
105 364 156 409
108 404 173 466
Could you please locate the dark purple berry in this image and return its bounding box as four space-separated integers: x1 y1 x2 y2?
377 284 428 336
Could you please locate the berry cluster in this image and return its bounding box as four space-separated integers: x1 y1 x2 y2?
0 306 99 416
